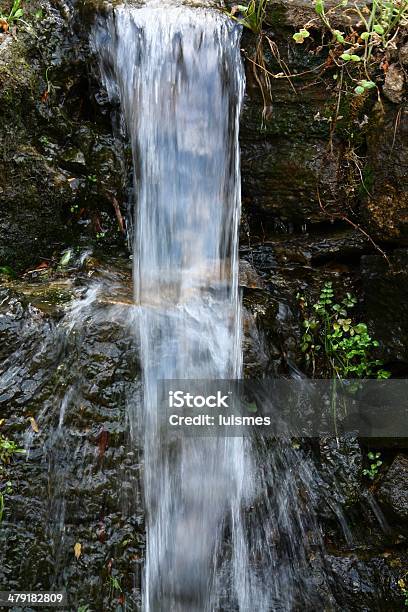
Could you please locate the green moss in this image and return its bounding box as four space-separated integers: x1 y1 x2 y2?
0 39 36 98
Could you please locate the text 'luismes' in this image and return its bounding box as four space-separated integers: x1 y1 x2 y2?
167 390 271 428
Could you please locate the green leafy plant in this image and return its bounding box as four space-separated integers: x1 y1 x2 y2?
229 0 268 34
298 281 390 379
0 0 24 29
362 451 383 480
106 574 122 602
0 434 25 464
59 249 72 267
0 265 16 278
293 0 408 96
398 575 408 607
108 576 122 592
227 1 275 120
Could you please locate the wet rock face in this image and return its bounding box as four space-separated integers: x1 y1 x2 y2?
0 2 407 610
239 32 344 227
378 454 408 522
0 0 128 272
327 553 406 612
0 268 144 610
383 64 405 104
361 250 408 366
365 102 408 240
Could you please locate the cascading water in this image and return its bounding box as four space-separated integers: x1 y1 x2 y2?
94 5 251 610
93 4 334 611
0 2 359 610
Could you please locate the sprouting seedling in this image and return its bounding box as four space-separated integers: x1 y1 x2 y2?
228 0 269 35
362 451 383 480
0 434 26 464
41 67 61 103
0 0 24 30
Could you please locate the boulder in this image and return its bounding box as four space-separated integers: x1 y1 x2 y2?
378 454 408 522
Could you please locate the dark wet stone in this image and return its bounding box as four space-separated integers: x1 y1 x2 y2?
361 250 408 366
0 0 128 271
383 65 405 104
326 553 406 611
364 102 408 241
0 264 143 609
239 259 264 289
377 454 408 522
319 435 363 508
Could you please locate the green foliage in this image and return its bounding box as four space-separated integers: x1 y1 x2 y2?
0 431 23 524
228 0 269 35
108 576 122 592
0 265 16 278
398 576 408 607
106 574 122 602
0 0 24 26
298 282 390 379
0 434 25 464
293 0 408 96
362 451 383 480
227 1 273 121
293 28 310 43
59 249 72 267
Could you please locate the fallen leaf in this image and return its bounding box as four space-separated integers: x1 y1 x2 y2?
0 18 9 32
98 429 109 458
98 527 106 543
74 542 82 559
28 417 39 433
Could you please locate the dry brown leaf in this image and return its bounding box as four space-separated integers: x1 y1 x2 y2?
74 542 82 559
28 417 39 433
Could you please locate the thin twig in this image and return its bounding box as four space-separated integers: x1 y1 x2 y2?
316 186 391 265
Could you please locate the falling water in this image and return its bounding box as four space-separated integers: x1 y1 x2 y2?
94 5 250 610
93 4 335 611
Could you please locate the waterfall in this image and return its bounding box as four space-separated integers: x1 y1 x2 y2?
94 5 251 610
93 5 332 610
